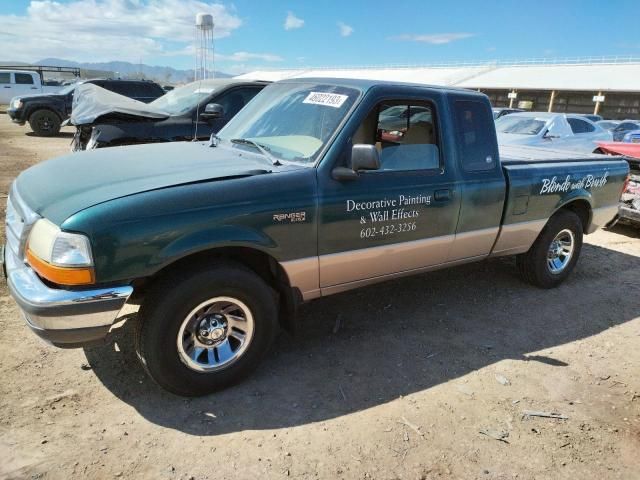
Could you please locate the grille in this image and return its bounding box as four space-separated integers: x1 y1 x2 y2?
5 183 39 261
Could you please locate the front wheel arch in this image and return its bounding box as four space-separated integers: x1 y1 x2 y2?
131 247 300 333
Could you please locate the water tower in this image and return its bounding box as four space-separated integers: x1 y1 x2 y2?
194 13 214 80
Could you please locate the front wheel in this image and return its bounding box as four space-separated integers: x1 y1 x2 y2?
516 210 583 288
135 262 279 396
28 109 61 136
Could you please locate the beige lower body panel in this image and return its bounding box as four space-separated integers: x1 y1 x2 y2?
448 226 499 261
319 235 454 288
588 205 618 233
280 257 321 300
490 219 547 257
320 254 486 297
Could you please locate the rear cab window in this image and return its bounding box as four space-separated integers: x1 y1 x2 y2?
453 100 497 172
567 118 595 134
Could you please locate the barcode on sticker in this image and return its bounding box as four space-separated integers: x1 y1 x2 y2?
303 92 349 108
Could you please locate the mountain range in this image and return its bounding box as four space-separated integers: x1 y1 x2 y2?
1 58 232 84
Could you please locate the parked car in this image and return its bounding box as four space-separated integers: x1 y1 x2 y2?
595 140 640 227
70 78 268 150
0 69 67 104
495 112 611 153
7 79 165 136
3 78 628 396
612 120 640 142
580 114 603 123
492 107 523 119
596 120 620 131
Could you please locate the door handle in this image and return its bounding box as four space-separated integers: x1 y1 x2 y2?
434 189 451 202
30 86 38 89
3 86 11 88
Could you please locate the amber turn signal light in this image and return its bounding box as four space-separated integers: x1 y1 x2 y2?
26 248 95 286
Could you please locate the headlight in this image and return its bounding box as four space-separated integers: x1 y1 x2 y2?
26 218 95 285
12 98 23 109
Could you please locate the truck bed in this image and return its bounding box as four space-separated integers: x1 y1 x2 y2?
492 146 629 256
499 145 614 165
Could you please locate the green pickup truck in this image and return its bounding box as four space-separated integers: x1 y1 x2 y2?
3 78 629 396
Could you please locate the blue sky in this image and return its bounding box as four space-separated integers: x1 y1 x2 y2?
1 0 637 73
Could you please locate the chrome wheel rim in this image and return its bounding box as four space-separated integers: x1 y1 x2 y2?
547 229 575 274
177 296 254 372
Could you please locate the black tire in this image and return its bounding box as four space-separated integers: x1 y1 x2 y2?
516 210 583 289
28 109 61 136
134 262 279 396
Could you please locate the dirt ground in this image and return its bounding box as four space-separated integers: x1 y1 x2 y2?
0 111 638 480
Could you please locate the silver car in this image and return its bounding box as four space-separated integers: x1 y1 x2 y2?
496 112 612 154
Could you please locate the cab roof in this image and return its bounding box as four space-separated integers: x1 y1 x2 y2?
274 76 482 96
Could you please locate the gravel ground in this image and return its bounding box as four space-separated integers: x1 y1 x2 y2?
0 112 639 480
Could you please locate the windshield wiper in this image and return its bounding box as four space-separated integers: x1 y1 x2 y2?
230 138 282 166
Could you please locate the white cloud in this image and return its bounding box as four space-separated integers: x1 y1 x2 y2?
284 11 304 30
217 51 283 62
0 0 243 63
390 33 474 44
337 21 353 37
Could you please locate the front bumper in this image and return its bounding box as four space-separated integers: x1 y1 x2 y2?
2 245 132 348
7 108 25 124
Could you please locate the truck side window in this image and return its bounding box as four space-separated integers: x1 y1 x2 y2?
0 72 10 84
454 100 496 172
214 87 263 119
15 73 34 85
353 101 440 172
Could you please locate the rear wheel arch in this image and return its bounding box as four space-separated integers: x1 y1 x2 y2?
555 199 592 234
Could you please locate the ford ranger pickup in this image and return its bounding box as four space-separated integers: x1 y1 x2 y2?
3 78 629 396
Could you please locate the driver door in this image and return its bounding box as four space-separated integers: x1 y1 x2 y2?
317 93 461 293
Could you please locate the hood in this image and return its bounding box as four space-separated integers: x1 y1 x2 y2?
14 92 66 102
596 141 640 159
16 141 285 225
71 83 169 126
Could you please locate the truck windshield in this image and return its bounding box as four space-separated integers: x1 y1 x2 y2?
495 116 547 135
150 82 218 115
217 82 360 163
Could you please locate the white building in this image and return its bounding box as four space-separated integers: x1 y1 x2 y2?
237 57 640 119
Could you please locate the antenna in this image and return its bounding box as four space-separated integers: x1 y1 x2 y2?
194 13 214 80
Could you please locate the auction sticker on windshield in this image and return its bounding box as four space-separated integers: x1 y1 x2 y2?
303 92 349 108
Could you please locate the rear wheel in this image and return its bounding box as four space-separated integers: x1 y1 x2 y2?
28 109 61 136
134 262 279 396
516 210 583 288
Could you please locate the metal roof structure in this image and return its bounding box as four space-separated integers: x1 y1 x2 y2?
236 56 640 93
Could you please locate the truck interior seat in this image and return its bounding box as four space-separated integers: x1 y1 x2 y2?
402 121 434 144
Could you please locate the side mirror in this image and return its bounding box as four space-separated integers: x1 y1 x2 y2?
543 130 559 139
200 103 224 119
331 144 381 181
351 144 380 171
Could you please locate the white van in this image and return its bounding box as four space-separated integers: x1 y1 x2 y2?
0 70 64 104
